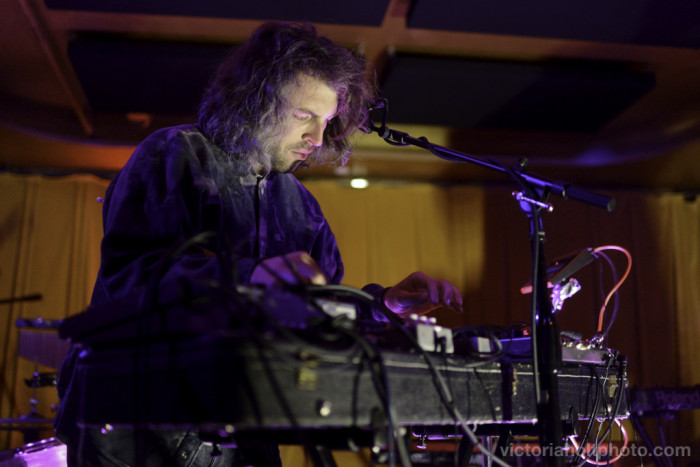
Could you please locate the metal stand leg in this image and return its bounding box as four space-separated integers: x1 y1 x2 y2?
308 445 337 467
456 435 475 467
482 436 493 467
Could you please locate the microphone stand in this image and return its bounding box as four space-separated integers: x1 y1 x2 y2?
367 100 615 466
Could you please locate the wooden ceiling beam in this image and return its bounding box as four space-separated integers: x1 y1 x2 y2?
17 0 93 136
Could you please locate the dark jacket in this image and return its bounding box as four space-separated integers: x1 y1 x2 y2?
91 124 344 307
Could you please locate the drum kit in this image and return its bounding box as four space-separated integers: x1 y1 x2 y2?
0 309 70 466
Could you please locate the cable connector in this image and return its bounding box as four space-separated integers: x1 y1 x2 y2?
405 314 454 354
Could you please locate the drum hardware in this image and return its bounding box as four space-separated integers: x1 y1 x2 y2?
5 315 65 445
0 437 66 466
16 318 70 371
24 371 59 388
0 411 55 446
3 363 57 444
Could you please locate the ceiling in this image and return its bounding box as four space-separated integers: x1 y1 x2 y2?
2 0 700 193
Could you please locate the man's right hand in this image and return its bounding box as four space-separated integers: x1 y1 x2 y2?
250 251 328 287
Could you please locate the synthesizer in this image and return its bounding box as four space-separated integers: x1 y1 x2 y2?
59 282 629 442
69 332 628 433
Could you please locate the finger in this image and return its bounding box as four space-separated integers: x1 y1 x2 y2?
454 288 464 312
415 274 440 305
384 288 428 316
396 290 429 308
292 252 328 285
406 274 449 310
448 294 464 313
442 282 464 313
251 252 327 286
422 279 462 314
250 259 287 285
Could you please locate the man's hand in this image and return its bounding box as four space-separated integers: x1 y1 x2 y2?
383 271 463 319
250 251 328 286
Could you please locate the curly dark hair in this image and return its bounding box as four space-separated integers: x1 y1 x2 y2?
198 22 377 171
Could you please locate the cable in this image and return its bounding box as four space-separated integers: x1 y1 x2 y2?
335 325 409 467
452 326 504 361
592 251 619 340
568 418 628 465
592 246 632 334
574 355 627 466
236 317 354 467
209 285 366 465
572 368 604 466
311 285 512 466
572 351 623 466
268 284 410 466
308 286 412 466
369 307 513 466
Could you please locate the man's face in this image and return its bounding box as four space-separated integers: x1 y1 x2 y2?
266 74 339 173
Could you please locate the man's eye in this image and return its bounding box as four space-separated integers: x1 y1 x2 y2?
293 112 310 121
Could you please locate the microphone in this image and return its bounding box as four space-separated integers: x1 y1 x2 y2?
366 98 390 138
520 248 596 294
548 248 596 286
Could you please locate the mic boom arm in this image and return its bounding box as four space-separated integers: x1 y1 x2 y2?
368 99 616 212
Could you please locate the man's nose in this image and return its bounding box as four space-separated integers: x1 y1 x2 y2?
304 122 325 147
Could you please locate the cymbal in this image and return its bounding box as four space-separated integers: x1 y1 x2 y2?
17 330 70 369
0 417 53 427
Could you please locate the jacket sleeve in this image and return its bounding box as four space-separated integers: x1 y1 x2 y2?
91 128 249 306
309 216 344 286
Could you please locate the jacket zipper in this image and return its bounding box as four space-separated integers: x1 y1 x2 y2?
254 175 262 258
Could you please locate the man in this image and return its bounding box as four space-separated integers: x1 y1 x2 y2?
55 22 462 466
